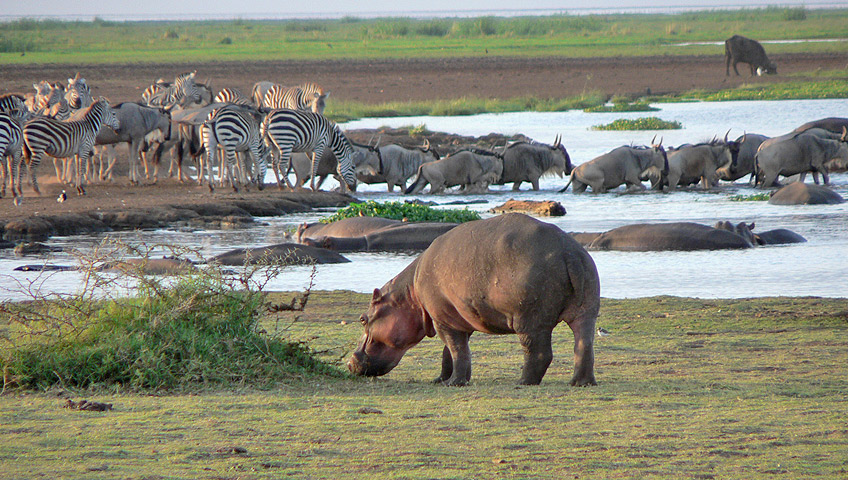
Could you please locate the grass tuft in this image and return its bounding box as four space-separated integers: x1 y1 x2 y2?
592 117 682 130
320 200 481 224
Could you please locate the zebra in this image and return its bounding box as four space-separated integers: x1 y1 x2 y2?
0 94 27 115
214 88 252 106
260 109 357 192
200 104 269 191
145 71 202 108
251 81 275 108
0 113 24 199
262 85 328 114
20 97 120 197
65 73 93 110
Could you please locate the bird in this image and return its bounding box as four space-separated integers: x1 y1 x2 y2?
597 327 611 337
57 190 67 203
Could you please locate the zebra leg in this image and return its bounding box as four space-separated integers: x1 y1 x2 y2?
249 142 266 190
225 148 239 192
310 144 326 191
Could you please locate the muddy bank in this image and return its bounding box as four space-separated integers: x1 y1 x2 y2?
1 191 356 243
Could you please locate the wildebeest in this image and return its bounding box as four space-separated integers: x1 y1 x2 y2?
93 102 172 184
716 133 769 182
404 148 503 194
661 136 740 191
563 139 667 193
354 140 440 192
496 135 573 191
289 142 377 190
725 35 777 76
793 117 848 135
754 128 848 188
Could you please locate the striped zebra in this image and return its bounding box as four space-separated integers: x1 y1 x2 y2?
251 81 275 108
201 104 268 191
21 97 120 196
0 94 26 115
65 73 93 109
0 113 23 199
144 71 202 108
262 85 328 114
261 109 356 191
213 88 252 106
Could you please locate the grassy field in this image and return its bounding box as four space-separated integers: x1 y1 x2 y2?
2 292 846 479
2 8 848 65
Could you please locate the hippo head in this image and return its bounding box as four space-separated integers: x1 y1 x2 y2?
348 288 435 377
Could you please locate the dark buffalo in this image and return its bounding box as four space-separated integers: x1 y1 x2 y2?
725 35 777 76
348 213 600 386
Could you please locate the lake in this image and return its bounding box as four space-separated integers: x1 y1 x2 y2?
2 99 847 301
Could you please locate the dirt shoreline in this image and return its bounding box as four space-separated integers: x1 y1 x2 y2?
3 52 848 242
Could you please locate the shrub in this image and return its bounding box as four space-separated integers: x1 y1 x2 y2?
220 36 233 45
0 242 339 392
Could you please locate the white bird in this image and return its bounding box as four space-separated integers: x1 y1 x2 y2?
57 190 67 203
597 327 611 337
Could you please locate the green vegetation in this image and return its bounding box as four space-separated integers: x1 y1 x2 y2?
729 192 772 201
584 96 660 113
326 93 606 122
2 8 848 64
0 245 340 392
1 294 846 478
320 200 481 224
666 78 848 102
592 116 682 130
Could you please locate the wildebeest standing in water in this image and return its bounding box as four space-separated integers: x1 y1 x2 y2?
725 35 777 76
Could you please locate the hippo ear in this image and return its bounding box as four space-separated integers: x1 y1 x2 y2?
748 222 755 231
371 288 382 304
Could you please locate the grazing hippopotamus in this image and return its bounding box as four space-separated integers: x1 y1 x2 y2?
768 182 845 205
210 243 349 266
348 213 600 386
303 222 458 252
587 222 754 251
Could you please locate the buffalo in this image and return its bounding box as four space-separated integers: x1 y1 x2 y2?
725 35 777 76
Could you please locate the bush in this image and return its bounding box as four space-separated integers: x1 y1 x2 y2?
321 201 481 224
220 36 233 45
0 242 340 392
783 7 807 21
592 117 682 130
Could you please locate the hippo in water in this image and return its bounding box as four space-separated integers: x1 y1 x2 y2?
348 213 601 386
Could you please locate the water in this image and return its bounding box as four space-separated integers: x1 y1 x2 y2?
2 99 848 300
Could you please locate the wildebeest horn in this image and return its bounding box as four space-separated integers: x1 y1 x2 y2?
724 129 731 143
422 138 430 151
842 126 847 142
651 135 657 145
553 134 561 148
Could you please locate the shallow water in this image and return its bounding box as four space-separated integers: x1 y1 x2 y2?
3 99 848 300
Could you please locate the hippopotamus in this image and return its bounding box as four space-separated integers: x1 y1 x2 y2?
210 243 349 266
768 182 845 205
586 222 754 251
295 216 403 243
348 213 601 386
714 220 806 246
302 222 458 252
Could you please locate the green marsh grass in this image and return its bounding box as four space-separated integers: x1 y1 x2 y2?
320 200 481 224
1 294 846 478
3 9 848 64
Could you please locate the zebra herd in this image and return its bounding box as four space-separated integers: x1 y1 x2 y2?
0 70 357 203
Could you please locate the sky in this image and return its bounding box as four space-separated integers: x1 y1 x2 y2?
5 0 840 20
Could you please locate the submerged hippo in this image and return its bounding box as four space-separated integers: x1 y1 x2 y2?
587 222 754 251
348 213 600 386
303 222 458 252
768 182 845 205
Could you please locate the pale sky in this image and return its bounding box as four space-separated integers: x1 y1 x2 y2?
4 0 836 19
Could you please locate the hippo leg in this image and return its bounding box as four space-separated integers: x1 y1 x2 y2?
518 330 554 385
433 346 453 384
436 330 472 386
567 315 597 387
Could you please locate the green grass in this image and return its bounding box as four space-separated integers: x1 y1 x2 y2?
2 8 848 64
1 294 846 479
592 117 683 130
320 200 481 224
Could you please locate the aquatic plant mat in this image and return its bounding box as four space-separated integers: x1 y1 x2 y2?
2 293 846 479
